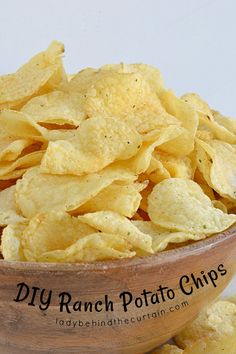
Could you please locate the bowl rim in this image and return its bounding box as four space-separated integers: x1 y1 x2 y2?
0 227 235 272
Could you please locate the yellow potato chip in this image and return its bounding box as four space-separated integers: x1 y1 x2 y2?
159 90 198 156
196 139 236 201
38 233 135 263
0 150 44 177
100 62 164 94
212 110 236 135
148 178 236 234
77 211 153 253
0 186 25 226
153 151 193 179
0 169 27 182
16 166 137 218
0 109 75 142
76 182 142 217
40 116 142 175
212 200 228 213
69 68 178 134
181 94 235 144
181 92 214 121
0 137 34 162
121 125 184 175
175 300 236 348
0 41 66 109
22 211 96 261
198 183 215 200
153 344 183 354
198 114 236 144
21 91 86 126
146 157 170 183
132 221 203 253
1 222 27 261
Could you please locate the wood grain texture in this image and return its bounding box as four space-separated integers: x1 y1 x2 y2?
0 228 235 354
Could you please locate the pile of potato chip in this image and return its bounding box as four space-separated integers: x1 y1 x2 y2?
154 297 236 354
0 41 236 262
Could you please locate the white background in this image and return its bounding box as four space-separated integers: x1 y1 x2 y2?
0 0 235 294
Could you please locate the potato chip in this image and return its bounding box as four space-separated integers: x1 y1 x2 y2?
0 169 27 182
0 137 34 162
132 221 203 253
196 139 236 201
0 150 43 177
213 110 236 135
198 183 215 200
148 178 236 234
0 186 25 226
22 211 96 261
76 182 142 217
0 41 66 109
153 151 193 179
38 233 135 263
212 200 228 213
153 344 183 354
198 114 236 144
181 92 214 121
175 300 236 348
40 116 142 175
146 157 170 183
21 91 86 126
16 166 137 218
1 222 27 261
121 125 184 175
100 62 164 94
0 109 75 142
159 90 198 156
182 94 235 144
69 68 179 134
77 211 153 253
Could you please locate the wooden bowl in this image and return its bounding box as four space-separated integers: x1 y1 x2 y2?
0 228 235 354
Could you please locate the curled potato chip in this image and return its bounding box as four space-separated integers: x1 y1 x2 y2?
198 115 236 144
0 186 25 226
148 178 236 234
153 151 193 179
69 68 178 133
38 233 135 263
0 41 66 109
22 211 96 261
212 110 236 135
121 125 184 175
16 166 137 218
1 222 27 261
181 92 214 121
21 91 86 126
41 116 142 175
132 221 203 253
159 90 198 156
76 182 142 217
0 169 27 182
196 139 236 201
0 138 34 162
77 211 153 253
0 109 75 142
0 150 44 177
153 344 183 354
182 94 236 144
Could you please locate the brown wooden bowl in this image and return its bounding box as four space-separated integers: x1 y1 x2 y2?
0 227 235 354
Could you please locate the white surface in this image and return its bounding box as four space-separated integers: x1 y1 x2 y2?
0 0 236 117
0 0 235 296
